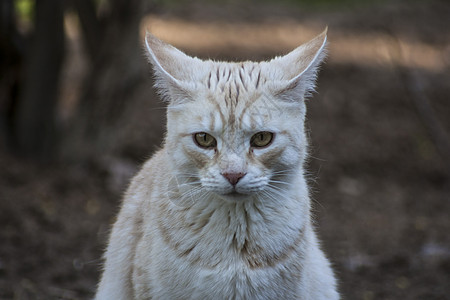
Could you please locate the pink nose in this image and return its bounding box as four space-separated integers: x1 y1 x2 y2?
222 172 246 186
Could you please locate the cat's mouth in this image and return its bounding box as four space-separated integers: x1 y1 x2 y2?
217 188 253 202
227 190 243 196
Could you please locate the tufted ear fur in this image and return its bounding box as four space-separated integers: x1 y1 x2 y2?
269 28 328 101
144 33 208 103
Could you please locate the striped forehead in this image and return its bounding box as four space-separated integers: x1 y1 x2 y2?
206 62 264 96
202 62 268 132
203 90 268 133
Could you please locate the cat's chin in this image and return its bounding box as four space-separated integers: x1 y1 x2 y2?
217 191 253 202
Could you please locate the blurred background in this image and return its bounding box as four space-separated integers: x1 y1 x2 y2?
1 0 449 299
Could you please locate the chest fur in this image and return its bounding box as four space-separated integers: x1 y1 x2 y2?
131 192 309 299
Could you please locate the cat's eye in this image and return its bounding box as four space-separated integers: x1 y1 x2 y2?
250 131 274 148
194 132 217 149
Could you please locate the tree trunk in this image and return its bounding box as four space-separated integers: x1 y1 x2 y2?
64 0 149 160
72 0 102 62
14 0 65 160
0 0 25 151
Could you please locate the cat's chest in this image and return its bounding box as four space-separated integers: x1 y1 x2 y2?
133 239 302 300
132 213 305 299
131 190 307 298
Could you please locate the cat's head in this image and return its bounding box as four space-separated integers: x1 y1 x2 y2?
145 30 327 202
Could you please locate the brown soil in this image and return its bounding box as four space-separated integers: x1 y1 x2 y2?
1 1 449 299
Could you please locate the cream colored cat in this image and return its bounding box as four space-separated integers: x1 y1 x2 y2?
95 29 339 300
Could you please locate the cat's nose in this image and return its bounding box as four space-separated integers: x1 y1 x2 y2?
222 172 246 186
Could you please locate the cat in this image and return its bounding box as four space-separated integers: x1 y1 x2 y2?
95 28 339 300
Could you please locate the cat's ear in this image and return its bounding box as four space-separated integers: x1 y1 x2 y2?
270 28 328 101
144 33 205 103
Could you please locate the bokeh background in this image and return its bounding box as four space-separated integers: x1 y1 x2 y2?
1 0 449 299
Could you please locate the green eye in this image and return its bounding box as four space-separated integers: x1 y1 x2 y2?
250 131 274 148
194 132 217 149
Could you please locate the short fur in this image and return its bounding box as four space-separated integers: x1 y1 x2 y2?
95 29 339 300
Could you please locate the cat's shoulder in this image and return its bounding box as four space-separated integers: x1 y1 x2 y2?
141 148 167 172
136 148 166 175
126 148 167 196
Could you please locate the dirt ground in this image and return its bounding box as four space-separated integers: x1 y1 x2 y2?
1 0 449 299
